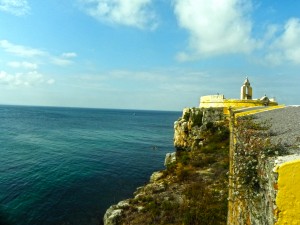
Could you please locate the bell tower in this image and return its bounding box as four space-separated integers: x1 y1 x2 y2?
240 77 252 100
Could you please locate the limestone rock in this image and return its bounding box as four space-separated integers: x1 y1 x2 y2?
103 106 228 225
150 171 164 182
174 107 224 151
144 182 166 194
103 200 130 225
103 206 122 225
164 152 176 166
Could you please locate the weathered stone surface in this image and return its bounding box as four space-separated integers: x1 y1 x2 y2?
116 200 130 209
103 200 130 225
103 106 228 225
228 106 300 225
103 105 300 225
103 206 122 225
164 152 176 166
150 171 164 182
174 107 224 151
144 182 166 194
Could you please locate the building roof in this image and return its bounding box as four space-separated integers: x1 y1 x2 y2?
243 77 250 86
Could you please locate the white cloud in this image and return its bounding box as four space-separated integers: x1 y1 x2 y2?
0 70 55 87
78 0 157 29
266 18 300 65
51 57 74 66
0 39 77 67
61 52 77 58
51 52 77 65
52 52 78 66
0 40 45 57
7 61 38 70
70 68 214 110
83 68 211 93
47 79 55 85
173 0 257 60
0 0 30 16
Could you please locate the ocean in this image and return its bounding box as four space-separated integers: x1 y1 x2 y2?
0 105 181 225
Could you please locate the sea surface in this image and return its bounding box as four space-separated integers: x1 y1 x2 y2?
0 105 181 225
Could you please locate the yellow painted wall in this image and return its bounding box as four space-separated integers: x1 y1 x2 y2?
227 105 285 225
224 99 278 107
201 94 300 225
200 96 278 115
275 159 300 225
199 95 226 108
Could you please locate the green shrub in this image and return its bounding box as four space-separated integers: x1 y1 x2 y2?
191 110 203 127
202 142 218 153
176 163 193 182
177 151 190 165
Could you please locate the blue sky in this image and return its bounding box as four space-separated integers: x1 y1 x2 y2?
0 0 299 110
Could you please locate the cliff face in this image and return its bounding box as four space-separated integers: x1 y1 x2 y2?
103 107 229 225
174 107 224 150
104 106 300 225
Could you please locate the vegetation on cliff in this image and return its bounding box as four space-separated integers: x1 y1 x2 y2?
104 107 297 225
104 108 230 225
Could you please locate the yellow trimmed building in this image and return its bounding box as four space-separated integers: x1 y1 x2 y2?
199 78 278 113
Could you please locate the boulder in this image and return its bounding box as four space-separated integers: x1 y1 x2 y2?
103 200 130 225
150 171 164 182
164 152 176 166
103 206 122 225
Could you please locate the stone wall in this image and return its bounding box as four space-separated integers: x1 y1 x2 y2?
228 106 300 225
228 152 278 225
176 106 300 225
257 107 300 225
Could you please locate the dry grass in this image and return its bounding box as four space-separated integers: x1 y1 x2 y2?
119 121 230 225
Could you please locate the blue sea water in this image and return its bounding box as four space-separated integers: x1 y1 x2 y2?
0 105 181 225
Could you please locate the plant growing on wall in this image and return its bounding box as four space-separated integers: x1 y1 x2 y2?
231 116 286 201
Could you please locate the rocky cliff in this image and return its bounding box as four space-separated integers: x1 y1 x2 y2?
174 107 224 150
103 106 300 225
103 107 229 225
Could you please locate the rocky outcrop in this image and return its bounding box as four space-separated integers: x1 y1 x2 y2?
164 152 176 166
174 107 224 151
102 170 183 225
104 106 300 225
103 203 125 225
103 107 229 225
102 154 178 225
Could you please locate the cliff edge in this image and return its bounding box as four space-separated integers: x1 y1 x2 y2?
103 107 229 225
103 106 300 225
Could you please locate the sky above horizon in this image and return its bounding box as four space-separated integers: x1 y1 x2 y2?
0 0 300 111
